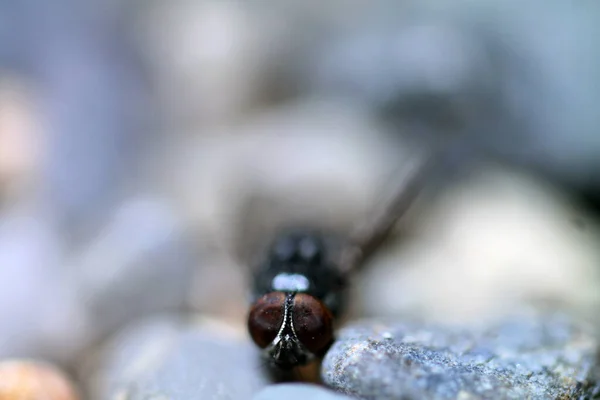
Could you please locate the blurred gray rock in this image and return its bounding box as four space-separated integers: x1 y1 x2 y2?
253 384 354 400
74 197 198 338
322 309 600 399
298 0 600 191
164 98 405 267
353 168 600 325
84 316 269 400
0 196 199 366
0 3 19 69
0 205 89 365
136 0 282 128
11 0 156 243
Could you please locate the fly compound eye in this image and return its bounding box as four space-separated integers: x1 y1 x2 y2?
292 293 334 355
247 292 286 348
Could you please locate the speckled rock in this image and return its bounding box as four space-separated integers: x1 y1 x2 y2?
253 383 355 400
322 309 600 399
83 316 270 400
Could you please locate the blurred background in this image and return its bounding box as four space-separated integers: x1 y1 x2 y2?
1 0 600 388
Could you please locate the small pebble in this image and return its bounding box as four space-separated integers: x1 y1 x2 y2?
83 316 269 400
0 360 79 400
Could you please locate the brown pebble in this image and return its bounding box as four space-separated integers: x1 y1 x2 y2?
0 360 79 400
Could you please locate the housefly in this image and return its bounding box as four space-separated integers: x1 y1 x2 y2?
246 153 435 378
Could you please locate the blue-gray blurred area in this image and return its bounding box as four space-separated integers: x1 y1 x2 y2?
1 0 600 378
0 0 157 242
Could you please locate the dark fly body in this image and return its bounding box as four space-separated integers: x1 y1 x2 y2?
248 231 345 371
246 153 436 376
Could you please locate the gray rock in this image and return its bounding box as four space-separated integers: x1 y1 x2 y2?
353 168 600 325
73 197 198 338
12 0 155 242
0 195 199 367
84 316 270 400
0 205 90 365
253 383 355 400
322 310 600 399
298 0 600 191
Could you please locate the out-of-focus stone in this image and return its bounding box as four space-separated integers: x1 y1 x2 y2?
164 98 409 261
299 0 600 191
83 316 269 400
356 167 600 325
73 197 198 338
135 0 288 127
322 309 600 399
0 77 39 203
188 251 249 325
0 206 89 365
25 0 153 243
253 383 355 400
0 359 80 400
307 20 492 114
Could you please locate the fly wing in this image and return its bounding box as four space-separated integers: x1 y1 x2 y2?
340 150 438 275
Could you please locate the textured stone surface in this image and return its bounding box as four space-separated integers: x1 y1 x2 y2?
253 383 355 400
84 316 270 400
322 310 600 399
